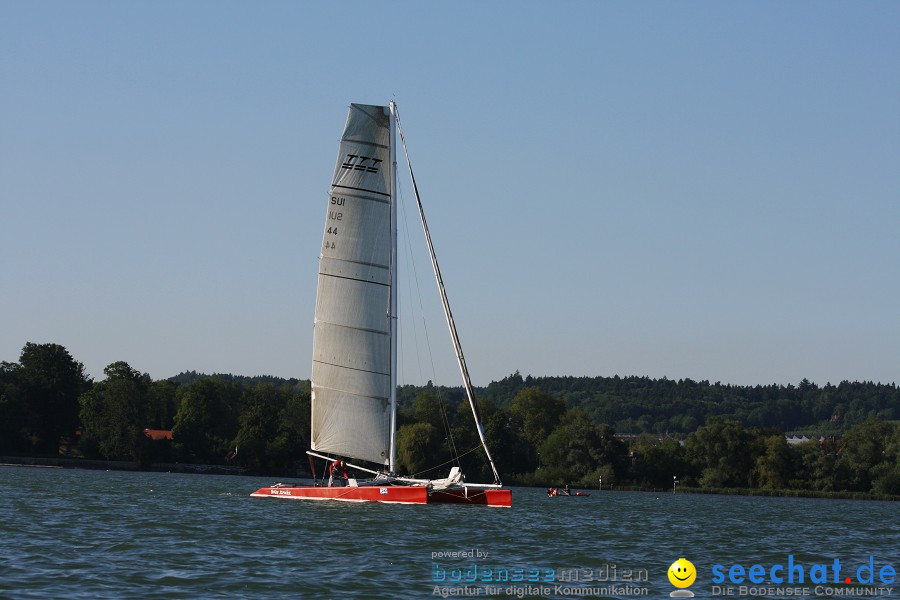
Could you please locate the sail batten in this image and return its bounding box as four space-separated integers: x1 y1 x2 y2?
310 382 389 403
311 103 393 466
312 323 391 337
332 185 391 198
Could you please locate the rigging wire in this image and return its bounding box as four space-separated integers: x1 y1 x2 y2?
397 171 462 467
392 102 502 485
396 180 425 383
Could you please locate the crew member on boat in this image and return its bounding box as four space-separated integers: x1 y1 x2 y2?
328 459 349 487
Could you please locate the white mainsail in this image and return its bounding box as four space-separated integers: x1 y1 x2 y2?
254 101 509 506
310 101 501 486
310 104 394 466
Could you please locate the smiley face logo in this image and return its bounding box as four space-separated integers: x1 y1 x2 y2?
668 558 696 588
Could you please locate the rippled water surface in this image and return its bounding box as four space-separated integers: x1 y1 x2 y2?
1 466 897 598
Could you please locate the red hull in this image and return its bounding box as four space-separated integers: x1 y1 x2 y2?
251 485 511 507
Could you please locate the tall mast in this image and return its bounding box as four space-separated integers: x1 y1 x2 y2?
392 103 502 485
388 101 399 474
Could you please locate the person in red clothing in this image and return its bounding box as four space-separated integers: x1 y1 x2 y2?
328 459 349 487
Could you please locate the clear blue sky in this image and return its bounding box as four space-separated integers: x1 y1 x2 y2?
2 1 898 387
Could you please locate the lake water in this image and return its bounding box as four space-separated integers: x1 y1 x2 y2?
1 466 896 599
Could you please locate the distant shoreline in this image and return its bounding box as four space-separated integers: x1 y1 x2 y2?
4 456 896 501
560 484 899 502
0 455 247 476
673 485 899 502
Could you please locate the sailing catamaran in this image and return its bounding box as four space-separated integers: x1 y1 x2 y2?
251 102 511 507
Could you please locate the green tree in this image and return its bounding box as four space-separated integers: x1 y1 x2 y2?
537 409 625 486
509 387 566 448
78 362 152 464
448 396 501 483
0 362 26 452
271 388 311 474
233 383 284 474
793 440 850 492
17 343 90 453
837 419 899 492
685 417 757 488
483 410 536 478
396 422 438 476
629 437 693 488
873 469 900 495
752 434 794 490
230 383 311 476
147 380 179 430
411 390 447 430
172 378 241 463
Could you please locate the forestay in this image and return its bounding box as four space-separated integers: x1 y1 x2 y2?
311 104 394 466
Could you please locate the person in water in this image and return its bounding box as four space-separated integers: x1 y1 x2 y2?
328 459 349 487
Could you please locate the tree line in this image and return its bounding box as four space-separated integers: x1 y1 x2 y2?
1 343 897 496
482 372 898 434
397 384 899 496
0 343 309 473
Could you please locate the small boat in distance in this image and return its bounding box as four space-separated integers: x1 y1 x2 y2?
251 102 510 507
547 487 590 497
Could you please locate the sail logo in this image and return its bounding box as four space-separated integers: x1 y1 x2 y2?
341 154 382 173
